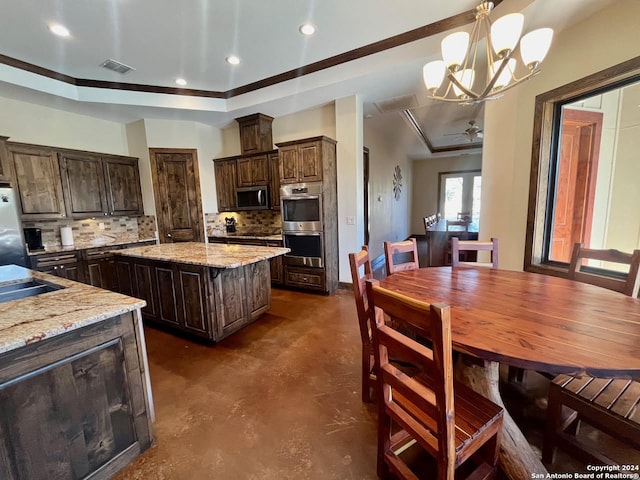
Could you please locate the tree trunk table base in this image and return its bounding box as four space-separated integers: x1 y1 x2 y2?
455 355 548 479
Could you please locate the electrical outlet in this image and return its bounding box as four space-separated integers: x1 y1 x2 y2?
346 216 355 225
98 222 105 230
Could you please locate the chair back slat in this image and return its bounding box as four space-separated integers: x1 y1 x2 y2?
384 238 419 275
568 243 640 297
451 238 499 269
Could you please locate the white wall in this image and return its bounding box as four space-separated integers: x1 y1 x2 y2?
364 120 413 261
482 0 640 271
335 95 363 283
0 96 128 154
410 154 482 235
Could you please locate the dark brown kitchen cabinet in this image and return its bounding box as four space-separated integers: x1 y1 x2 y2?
212 266 247 338
7 143 66 219
84 247 118 290
284 265 326 292
31 252 83 282
116 257 214 340
103 156 144 216
0 311 153 480
276 136 336 184
59 151 109 218
214 158 238 212
236 154 269 187
235 113 274 154
0 136 10 182
269 152 280 211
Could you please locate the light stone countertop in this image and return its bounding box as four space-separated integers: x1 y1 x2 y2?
0 265 146 354
28 237 158 256
115 242 290 268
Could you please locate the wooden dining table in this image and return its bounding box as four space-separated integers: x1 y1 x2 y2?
378 266 640 479
424 218 479 266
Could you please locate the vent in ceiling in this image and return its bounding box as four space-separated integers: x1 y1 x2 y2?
100 58 135 75
374 94 419 114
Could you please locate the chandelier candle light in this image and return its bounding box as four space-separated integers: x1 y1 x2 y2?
423 1 553 103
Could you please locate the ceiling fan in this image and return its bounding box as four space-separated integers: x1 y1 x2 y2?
444 120 484 142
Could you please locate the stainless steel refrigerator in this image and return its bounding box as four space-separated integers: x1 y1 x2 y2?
0 182 28 267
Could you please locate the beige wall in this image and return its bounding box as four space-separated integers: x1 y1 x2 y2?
410 154 482 235
0 96 128 154
364 121 413 261
482 0 640 271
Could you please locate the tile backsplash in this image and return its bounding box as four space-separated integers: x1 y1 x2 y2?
205 210 281 236
23 215 157 249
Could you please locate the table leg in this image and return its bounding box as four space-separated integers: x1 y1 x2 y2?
455 356 548 479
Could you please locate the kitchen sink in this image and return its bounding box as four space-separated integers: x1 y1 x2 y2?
0 280 64 304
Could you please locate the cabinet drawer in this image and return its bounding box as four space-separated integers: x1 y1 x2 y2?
32 252 79 267
285 267 325 290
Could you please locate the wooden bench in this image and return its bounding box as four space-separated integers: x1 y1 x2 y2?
543 374 640 465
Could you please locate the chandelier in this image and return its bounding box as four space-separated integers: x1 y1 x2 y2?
423 2 553 104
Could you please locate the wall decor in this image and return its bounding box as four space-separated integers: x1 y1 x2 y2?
393 165 403 200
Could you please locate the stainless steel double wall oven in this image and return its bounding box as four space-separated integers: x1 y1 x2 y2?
280 182 324 268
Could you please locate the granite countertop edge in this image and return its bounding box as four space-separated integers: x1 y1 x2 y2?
115 242 290 269
28 237 158 256
0 266 146 355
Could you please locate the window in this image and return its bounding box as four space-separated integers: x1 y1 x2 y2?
438 170 481 225
525 56 640 275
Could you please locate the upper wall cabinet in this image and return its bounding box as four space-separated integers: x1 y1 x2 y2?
235 113 274 155
214 158 238 212
103 156 144 216
8 143 67 219
7 141 143 219
236 154 269 187
59 151 109 218
0 136 10 182
276 136 336 185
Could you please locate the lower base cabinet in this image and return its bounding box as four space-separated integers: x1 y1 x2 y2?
284 265 326 292
0 312 152 480
30 252 83 282
114 256 271 342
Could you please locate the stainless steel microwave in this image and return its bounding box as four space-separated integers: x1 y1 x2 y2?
236 185 270 210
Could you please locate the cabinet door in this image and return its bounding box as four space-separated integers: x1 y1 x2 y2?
59 151 109 218
213 267 247 339
154 264 180 328
278 145 299 184
236 157 253 187
177 265 213 339
237 155 269 187
299 141 322 182
239 121 260 154
214 159 237 211
8 144 66 219
245 260 271 317
133 263 159 322
103 156 143 216
0 136 9 182
269 153 280 210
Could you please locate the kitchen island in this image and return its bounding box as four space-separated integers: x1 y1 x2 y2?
113 242 289 341
0 265 153 480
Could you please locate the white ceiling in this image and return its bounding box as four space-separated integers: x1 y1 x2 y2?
0 0 614 158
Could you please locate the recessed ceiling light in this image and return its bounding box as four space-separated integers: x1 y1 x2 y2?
299 23 316 36
49 23 70 37
175 78 187 86
226 55 240 65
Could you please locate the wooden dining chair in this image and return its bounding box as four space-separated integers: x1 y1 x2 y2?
348 246 377 403
366 279 503 480
451 237 499 268
445 219 470 232
542 243 640 466
384 238 419 275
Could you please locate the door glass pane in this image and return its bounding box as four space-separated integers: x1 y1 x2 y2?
444 177 463 219
472 175 482 224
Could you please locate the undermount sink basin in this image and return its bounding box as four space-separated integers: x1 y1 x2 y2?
0 280 64 304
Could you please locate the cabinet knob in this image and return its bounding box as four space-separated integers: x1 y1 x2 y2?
167 233 172 238
104 212 108 216
53 266 58 270
60 265 64 269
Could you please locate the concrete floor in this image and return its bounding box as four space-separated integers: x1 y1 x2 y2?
116 287 638 480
